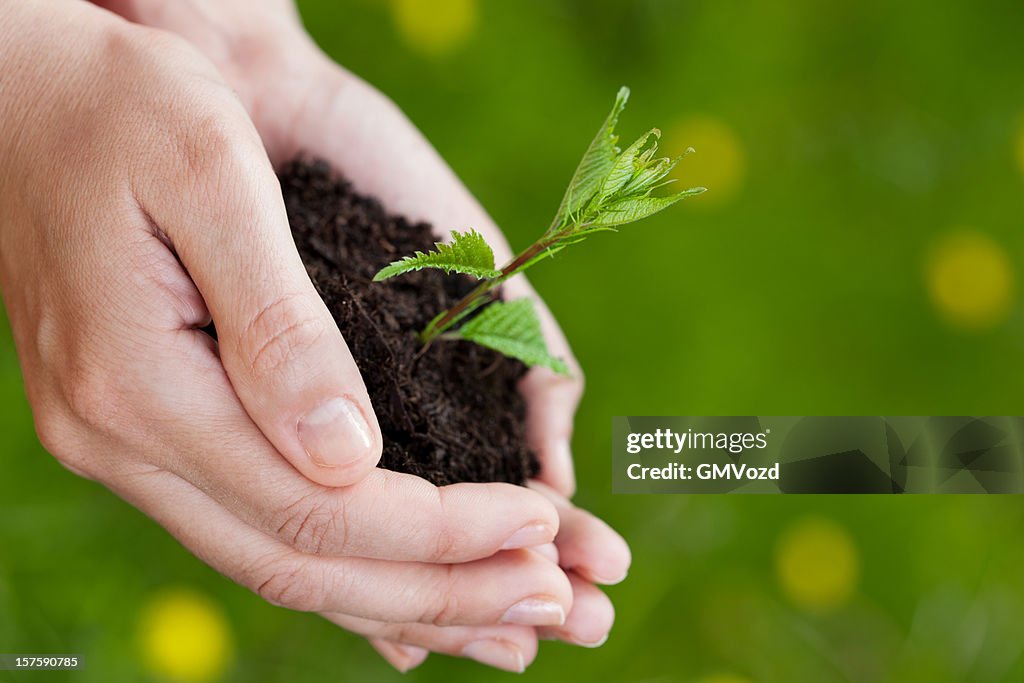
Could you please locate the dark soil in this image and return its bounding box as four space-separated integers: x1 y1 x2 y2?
278 159 537 486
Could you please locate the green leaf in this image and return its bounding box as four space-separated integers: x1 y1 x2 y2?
552 86 630 230
373 230 500 281
618 153 677 197
596 128 662 200
588 187 706 228
452 298 569 375
552 91 703 237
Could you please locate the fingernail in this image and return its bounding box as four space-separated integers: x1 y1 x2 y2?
461 639 525 673
390 643 429 673
539 629 609 648
297 397 373 468
575 633 609 648
589 569 629 586
501 524 554 550
501 598 565 626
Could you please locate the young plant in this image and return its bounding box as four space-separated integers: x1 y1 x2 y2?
374 87 705 373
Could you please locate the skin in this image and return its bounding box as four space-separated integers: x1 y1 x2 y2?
0 0 631 672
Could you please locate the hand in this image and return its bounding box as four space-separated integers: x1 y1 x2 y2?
84 0 631 671
0 0 592 669
91 0 585 497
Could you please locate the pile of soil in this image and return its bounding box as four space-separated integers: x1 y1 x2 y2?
278 159 537 486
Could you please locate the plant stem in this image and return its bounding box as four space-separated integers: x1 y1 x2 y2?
420 238 554 342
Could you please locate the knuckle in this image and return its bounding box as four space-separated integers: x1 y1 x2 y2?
391 623 422 645
276 494 348 556
28 381 104 480
420 564 460 626
97 24 258 185
61 362 131 435
429 524 458 564
32 407 65 455
97 24 210 104
96 21 154 65
32 404 83 468
426 489 458 562
101 22 178 60
99 21 210 84
27 319 116 471
175 110 254 188
255 557 324 612
237 293 329 380
86 22 259 207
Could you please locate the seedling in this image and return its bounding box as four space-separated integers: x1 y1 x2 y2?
374 87 705 373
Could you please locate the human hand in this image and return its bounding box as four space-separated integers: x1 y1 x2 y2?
0 1 589 671
83 0 632 671
91 0 585 498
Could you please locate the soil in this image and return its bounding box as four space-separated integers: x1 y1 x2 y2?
278 159 537 486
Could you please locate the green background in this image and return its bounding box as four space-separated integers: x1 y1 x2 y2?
3 0 1024 681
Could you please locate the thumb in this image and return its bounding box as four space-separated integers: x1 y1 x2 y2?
139 108 382 487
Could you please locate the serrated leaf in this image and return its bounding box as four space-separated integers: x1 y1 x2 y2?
618 155 677 197
588 187 706 228
452 298 569 375
374 230 500 281
596 128 662 199
553 86 630 229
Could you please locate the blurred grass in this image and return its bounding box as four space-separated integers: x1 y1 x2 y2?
3 1 1024 681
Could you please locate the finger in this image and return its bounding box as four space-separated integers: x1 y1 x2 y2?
531 543 559 565
368 639 429 674
286 71 582 494
530 481 631 585
142 329 559 562
329 615 537 674
537 572 615 648
109 468 573 626
135 82 381 488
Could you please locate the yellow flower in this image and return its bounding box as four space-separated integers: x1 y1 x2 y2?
390 0 477 57
664 116 746 207
775 517 859 613
139 588 233 683
925 229 1014 331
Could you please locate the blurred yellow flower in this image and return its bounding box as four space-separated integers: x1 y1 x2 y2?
390 0 477 57
139 588 233 683
664 116 746 206
925 229 1014 331
775 517 859 613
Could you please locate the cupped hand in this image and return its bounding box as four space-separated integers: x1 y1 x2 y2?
82 0 632 671
0 0 602 668
91 0 585 497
